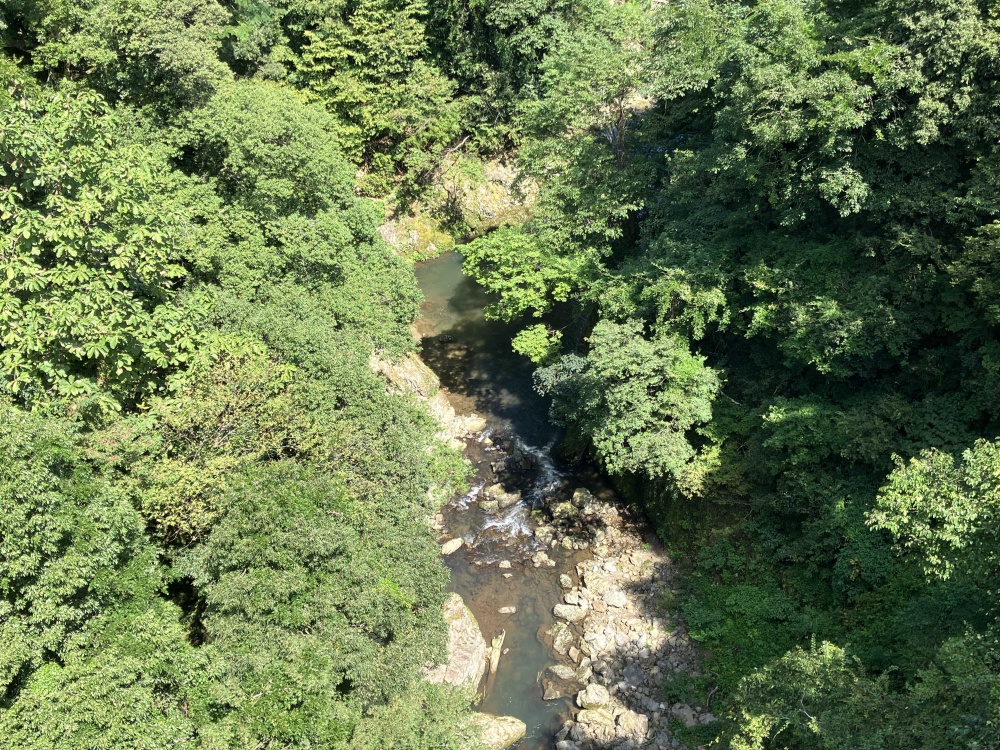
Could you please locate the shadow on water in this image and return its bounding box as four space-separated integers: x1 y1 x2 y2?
415 251 557 448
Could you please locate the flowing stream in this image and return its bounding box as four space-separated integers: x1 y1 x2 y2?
415 251 616 748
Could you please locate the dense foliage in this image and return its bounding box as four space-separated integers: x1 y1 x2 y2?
0 2 487 745
6 0 1000 746
459 0 1000 746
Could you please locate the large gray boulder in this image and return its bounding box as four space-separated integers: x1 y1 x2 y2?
576 683 610 709
617 709 649 740
474 714 527 749
424 593 488 689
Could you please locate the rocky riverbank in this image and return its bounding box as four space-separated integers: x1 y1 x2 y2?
434 426 715 750
373 344 712 750
531 491 716 749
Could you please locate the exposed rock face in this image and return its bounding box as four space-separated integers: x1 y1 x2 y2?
443 158 537 234
379 158 537 261
473 713 527 750
369 351 486 451
378 211 457 261
423 593 487 689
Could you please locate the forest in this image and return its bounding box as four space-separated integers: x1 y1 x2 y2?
1 0 999 748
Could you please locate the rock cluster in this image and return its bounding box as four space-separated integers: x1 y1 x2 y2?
480 482 522 513
532 488 606 551
535 493 717 750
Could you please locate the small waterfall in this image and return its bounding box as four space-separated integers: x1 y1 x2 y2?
460 436 568 561
451 481 485 510
512 437 565 508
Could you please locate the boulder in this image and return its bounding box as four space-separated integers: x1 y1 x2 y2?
473 714 527 750
548 664 578 680
604 589 628 608
423 594 487 689
535 526 555 544
554 603 588 623
549 622 575 655
575 707 617 743
498 606 516 615
484 483 522 510
670 703 698 728
532 550 556 567
551 501 579 522
617 710 649 740
583 569 612 597
622 662 645 687
576 683 610 709
571 488 601 515
440 538 465 555
542 679 569 700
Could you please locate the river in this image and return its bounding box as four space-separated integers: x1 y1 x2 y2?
415 250 619 748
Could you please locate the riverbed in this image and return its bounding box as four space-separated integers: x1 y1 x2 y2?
415 251 709 750
415 251 613 747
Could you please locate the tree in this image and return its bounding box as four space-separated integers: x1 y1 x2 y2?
727 641 896 750
0 84 208 415
536 319 720 485
870 440 1000 585
11 0 231 114
173 462 450 747
0 402 160 700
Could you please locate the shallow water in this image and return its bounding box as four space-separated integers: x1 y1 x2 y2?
415 251 582 748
